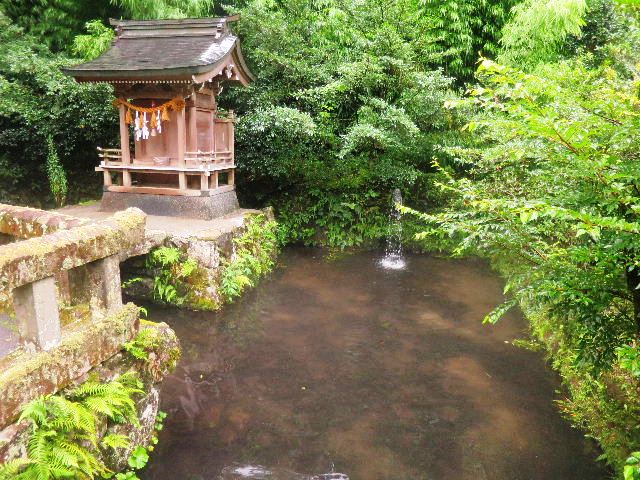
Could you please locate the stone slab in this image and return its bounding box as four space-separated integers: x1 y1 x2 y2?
57 204 259 241
0 303 139 428
99 189 240 220
0 204 92 239
0 319 19 361
13 277 61 351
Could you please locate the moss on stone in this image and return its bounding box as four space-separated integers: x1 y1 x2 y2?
119 209 279 312
59 303 92 327
0 303 140 427
0 208 145 301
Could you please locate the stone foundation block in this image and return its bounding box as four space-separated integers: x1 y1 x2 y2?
100 189 240 220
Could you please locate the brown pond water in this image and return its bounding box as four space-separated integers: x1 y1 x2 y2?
142 249 608 480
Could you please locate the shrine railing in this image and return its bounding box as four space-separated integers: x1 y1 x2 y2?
185 150 234 166
97 147 123 165
97 148 234 169
96 147 236 194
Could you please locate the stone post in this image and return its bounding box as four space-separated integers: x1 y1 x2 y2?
13 276 62 351
85 255 123 318
97 255 123 314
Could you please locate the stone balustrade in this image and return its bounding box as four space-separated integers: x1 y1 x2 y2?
0 205 146 351
0 205 148 428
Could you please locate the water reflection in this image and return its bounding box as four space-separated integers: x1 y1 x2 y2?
143 249 608 480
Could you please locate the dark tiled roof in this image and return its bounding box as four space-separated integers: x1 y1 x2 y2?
63 17 252 82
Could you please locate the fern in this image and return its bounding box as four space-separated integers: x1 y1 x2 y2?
0 459 32 480
101 434 131 451
148 247 181 268
146 247 198 305
123 328 163 361
0 373 143 479
220 215 278 302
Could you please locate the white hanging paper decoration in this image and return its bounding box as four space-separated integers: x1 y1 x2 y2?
134 111 141 141
131 106 166 142
141 112 149 140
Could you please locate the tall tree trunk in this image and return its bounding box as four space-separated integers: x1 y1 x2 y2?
626 267 640 337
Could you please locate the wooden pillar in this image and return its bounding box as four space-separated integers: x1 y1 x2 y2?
187 105 197 153
228 169 235 186
13 277 61 351
118 104 132 187
212 117 217 163
103 170 112 187
229 111 235 166
119 104 131 164
211 171 219 190
177 103 187 190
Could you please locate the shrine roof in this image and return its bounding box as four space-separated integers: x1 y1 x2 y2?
63 16 254 84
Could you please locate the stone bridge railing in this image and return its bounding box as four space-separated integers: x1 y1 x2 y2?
0 204 145 351
0 204 147 427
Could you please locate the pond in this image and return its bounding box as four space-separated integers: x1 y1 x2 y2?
142 249 608 480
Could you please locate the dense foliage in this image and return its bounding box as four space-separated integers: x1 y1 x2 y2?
229 0 481 247
415 58 640 368
407 7 640 471
220 213 278 301
0 12 117 207
3 0 640 476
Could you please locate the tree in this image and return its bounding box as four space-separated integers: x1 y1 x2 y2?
410 58 640 369
111 0 215 20
420 0 519 81
0 12 117 207
226 0 468 247
0 0 119 52
72 20 115 60
499 0 587 69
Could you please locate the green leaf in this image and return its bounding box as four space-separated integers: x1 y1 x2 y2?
127 446 149 470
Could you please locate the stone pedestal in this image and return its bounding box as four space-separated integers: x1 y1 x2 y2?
100 188 240 220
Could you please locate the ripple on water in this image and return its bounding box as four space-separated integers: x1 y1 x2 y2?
378 254 407 270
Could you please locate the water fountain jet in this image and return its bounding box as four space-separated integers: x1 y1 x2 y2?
378 188 406 270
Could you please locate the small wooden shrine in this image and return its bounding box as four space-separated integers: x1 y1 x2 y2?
64 17 253 219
